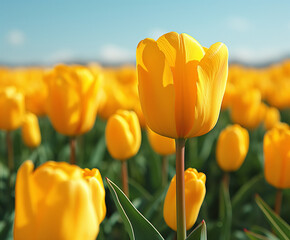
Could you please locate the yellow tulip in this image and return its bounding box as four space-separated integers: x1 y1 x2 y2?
216 124 249 172
14 160 106 240
97 66 139 120
264 107 281 130
105 110 141 160
45 64 101 136
137 32 228 139
0 87 25 131
24 68 47 116
230 88 266 129
97 78 128 120
163 168 206 231
147 127 175 156
133 101 146 128
272 122 290 131
264 127 290 189
221 83 236 110
21 113 41 148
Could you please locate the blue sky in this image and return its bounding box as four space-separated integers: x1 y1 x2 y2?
1 0 290 65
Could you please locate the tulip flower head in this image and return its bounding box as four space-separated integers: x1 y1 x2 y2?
21 112 41 148
230 88 266 130
137 32 228 139
147 127 175 156
163 168 206 231
105 110 141 160
264 127 290 189
216 124 249 172
0 87 25 131
14 160 106 240
264 107 280 130
24 68 48 116
45 64 101 136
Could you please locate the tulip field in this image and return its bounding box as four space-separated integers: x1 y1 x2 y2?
0 32 290 240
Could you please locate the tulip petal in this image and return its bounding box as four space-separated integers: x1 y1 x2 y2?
0 87 25 130
157 33 205 137
147 127 175 156
14 161 36 240
264 129 290 188
46 69 81 136
76 74 100 135
106 114 135 160
87 176 106 223
187 42 228 137
137 38 177 138
36 180 99 240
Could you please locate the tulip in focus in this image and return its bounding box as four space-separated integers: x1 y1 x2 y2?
137 32 228 139
263 127 290 189
45 64 101 136
216 124 249 172
264 107 280 130
14 160 106 240
163 168 206 231
105 110 141 161
147 127 175 156
0 87 25 131
21 112 41 148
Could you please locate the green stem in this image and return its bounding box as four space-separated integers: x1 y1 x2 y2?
274 189 282 215
175 138 186 240
70 137 76 165
6 131 14 173
223 172 230 189
162 155 168 186
121 161 129 197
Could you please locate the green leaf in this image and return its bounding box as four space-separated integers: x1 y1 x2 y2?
232 174 263 210
219 180 232 240
186 220 207 240
106 178 164 240
251 226 279 240
255 195 290 240
245 229 271 240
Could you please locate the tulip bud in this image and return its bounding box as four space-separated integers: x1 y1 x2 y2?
264 127 290 189
163 168 206 231
45 64 101 136
137 32 228 139
264 107 280 130
14 160 106 240
0 87 25 131
21 112 41 148
105 110 141 160
216 124 249 172
147 127 175 156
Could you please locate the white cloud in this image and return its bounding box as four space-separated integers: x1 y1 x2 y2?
230 46 286 64
99 44 134 64
45 49 75 64
6 30 25 46
148 28 168 40
227 16 252 32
